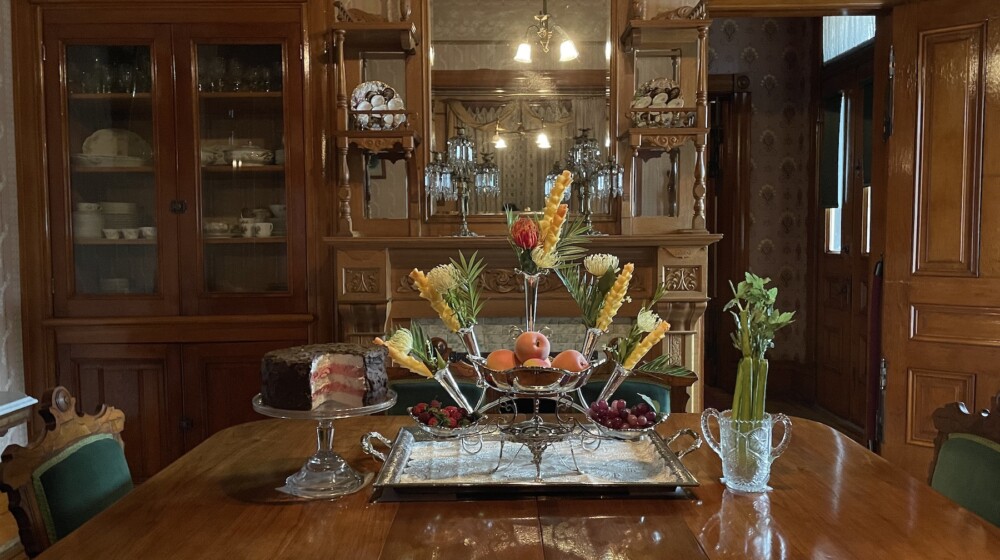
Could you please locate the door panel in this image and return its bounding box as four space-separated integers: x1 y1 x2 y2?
180 340 304 451
57 343 183 482
913 25 984 276
883 0 1000 478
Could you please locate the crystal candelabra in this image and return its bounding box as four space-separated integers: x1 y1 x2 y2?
562 128 623 234
424 126 500 237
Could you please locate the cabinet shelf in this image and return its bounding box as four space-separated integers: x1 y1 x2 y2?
330 21 419 54
201 165 284 174
75 239 156 246
198 91 282 99
335 129 419 157
69 92 152 101
72 166 155 174
203 236 286 244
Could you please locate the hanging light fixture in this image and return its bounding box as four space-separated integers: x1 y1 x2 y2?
514 0 578 63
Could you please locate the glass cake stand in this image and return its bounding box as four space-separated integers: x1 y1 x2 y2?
252 390 397 499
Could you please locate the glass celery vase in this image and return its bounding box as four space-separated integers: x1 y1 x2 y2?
701 409 792 492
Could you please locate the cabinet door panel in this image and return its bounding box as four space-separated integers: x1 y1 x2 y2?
57 344 183 482
173 24 307 315
44 24 180 317
181 340 304 451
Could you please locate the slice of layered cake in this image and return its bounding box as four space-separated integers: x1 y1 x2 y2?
261 343 388 410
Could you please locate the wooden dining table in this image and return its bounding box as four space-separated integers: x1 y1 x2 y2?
40 413 1000 559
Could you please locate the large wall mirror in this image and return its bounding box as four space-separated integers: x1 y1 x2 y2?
427 0 611 216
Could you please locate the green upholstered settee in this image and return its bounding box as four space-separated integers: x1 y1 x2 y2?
929 392 1000 527
1 387 133 556
387 378 672 415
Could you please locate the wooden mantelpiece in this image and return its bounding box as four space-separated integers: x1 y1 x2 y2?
327 233 721 411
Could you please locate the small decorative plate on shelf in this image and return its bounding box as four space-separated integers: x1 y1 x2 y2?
81 128 152 161
350 80 406 131
631 77 690 128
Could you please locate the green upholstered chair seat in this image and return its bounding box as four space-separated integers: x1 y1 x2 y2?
930 433 1000 527
387 379 482 415
32 433 133 542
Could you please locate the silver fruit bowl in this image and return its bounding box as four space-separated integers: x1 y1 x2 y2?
468 356 604 398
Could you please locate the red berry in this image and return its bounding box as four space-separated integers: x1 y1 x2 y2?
448 417 458 428
645 412 658 423
418 412 431 423
430 400 442 409
412 403 426 414
635 403 650 415
428 417 439 427
636 416 648 427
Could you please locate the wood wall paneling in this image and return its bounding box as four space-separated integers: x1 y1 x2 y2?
906 367 975 446
913 24 984 277
56 343 183 482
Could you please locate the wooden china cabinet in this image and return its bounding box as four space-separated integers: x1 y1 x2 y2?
12 0 325 480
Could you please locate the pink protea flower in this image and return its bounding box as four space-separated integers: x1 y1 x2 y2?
511 216 540 250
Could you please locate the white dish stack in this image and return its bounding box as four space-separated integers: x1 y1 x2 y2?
73 207 104 239
101 202 140 229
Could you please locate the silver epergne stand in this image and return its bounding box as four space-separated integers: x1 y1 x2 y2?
253 390 397 499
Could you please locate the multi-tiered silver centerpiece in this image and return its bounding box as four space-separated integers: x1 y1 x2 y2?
364 171 701 492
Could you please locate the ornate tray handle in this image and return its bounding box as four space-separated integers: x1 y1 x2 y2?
665 428 702 459
361 431 394 463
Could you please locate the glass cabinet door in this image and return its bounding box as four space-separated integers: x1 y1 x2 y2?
174 25 306 315
196 43 287 295
44 25 179 316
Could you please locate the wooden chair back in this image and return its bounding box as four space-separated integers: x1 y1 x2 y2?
0 387 127 556
929 391 1000 483
928 391 1000 526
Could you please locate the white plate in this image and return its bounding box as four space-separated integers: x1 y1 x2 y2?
81 129 152 160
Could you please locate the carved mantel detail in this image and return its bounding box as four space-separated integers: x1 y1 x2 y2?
664 266 700 292
345 268 380 294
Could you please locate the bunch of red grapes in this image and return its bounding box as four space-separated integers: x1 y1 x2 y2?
588 399 659 430
411 400 475 429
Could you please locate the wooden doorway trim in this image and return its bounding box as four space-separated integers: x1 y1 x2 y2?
705 74 752 390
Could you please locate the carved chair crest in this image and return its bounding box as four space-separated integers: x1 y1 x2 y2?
928 391 1000 484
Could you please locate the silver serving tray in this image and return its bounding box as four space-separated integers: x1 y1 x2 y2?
363 426 700 502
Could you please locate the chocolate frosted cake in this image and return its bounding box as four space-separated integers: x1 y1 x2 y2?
261 343 388 410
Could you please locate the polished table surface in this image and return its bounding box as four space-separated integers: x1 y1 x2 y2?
40 414 1000 559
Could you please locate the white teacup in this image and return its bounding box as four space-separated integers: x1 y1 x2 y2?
240 222 255 238
121 228 140 240
139 226 157 239
103 228 121 239
269 204 287 218
253 222 274 237
77 202 101 212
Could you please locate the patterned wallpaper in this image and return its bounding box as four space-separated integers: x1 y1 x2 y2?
708 18 816 363
0 1 28 447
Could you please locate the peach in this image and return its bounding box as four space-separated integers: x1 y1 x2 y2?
514 331 551 363
485 349 519 371
523 357 552 368
551 349 589 372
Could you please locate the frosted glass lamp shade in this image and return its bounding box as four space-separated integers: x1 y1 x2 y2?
536 131 551 149
514 42 532 63
559 39 579 62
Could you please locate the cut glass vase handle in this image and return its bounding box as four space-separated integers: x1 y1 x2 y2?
700 408 723 456
771 413 793 458
360 431 393 463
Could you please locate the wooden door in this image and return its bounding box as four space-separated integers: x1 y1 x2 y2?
57 343 184 482
883 0 1000 478
180 340 304 451
815 51 874 430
